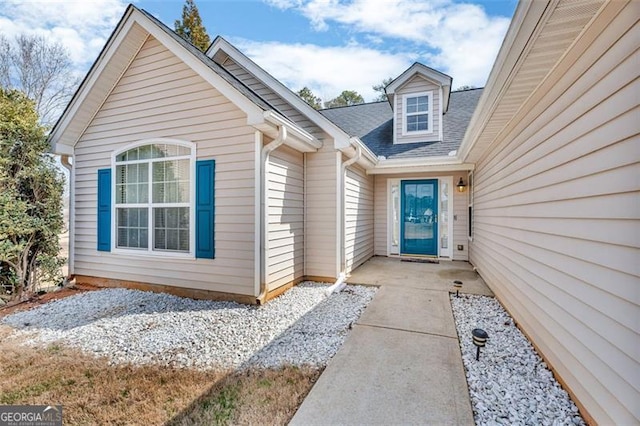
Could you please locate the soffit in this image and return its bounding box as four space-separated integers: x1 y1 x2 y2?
466 0 605 164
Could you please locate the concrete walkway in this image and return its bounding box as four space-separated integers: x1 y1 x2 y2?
290 257 493 425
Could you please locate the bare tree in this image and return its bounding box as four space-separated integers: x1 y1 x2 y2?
0 34 79 125
373 77 393 102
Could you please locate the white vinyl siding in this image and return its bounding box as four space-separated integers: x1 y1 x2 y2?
345 164 374 273
305 144 339 279
469 4 638 424
395 75 441 144
267 145 304 290
73 36 257 296
374 173 468 260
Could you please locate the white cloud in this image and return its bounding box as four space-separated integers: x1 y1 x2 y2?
232 38 413 102
263 0 511 88
0 0 128 68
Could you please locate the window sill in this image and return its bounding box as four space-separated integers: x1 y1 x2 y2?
401 129 433 137
108 248 196 260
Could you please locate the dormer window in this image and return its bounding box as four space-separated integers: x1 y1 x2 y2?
403 91 432 134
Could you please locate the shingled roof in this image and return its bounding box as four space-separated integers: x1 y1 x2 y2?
319 88 483 159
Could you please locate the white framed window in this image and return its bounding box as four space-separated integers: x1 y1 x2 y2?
112 140 195 256
402 91 432 135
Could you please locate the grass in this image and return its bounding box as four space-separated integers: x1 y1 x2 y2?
0 325 321 425
170 366 321 426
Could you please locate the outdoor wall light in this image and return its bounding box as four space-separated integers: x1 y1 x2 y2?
457 177 467 192
472 328 489 361
453 280 463 298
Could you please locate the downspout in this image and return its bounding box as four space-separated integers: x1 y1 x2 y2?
257 126 287 304
326 141 361 295
60 155 74 283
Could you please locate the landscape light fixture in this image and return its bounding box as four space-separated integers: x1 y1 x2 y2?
453 280 463 298
457 177 467 192
472 328 489 361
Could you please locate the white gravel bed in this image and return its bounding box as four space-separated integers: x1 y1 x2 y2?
2 283 376 370
451 294 584 426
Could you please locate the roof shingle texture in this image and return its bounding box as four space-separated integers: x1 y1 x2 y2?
319 88 483 159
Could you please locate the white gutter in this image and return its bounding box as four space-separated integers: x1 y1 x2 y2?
369 155 475 175
60 155 74 281
257 126 287 304
326 141 362 296
339 137 378 170
262 110 320 150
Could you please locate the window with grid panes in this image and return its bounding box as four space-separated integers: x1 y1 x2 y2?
114 143 192 253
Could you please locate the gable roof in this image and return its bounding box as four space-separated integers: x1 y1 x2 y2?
320 88 482 160
136 8 276 112
385 62 453 112
207 36 355 149
49 5 319 155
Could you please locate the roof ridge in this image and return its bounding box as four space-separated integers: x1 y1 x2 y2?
451 87 484 93
319 100 388 112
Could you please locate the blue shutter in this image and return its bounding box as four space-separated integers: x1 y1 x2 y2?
196 160 215 259
97 168 111 252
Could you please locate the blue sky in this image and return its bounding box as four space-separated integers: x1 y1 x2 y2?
0 0 517 102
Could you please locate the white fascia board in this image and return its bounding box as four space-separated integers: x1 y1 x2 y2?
386 63 452 94
338 137 378 169
262 110 321 153
52 143 74 156
457 0 552 162
369 156 474 175
132 12 265 126
208 37 352 148
48 7 137 150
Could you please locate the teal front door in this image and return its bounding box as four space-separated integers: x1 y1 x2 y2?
401 180 438 256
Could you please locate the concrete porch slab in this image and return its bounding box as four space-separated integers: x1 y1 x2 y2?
358 286 458 338
289 324 474 426
347 256 494 296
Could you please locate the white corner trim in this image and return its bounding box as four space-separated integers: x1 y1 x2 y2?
393 94 398 144
439 87 444 141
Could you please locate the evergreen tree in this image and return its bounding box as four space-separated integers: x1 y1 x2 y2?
174 0 211 51
296 87 322 110
0 88 65 300
324 90 364 108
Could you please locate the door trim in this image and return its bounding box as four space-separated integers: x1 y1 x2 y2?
387 177 454 258
400 179 438 256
